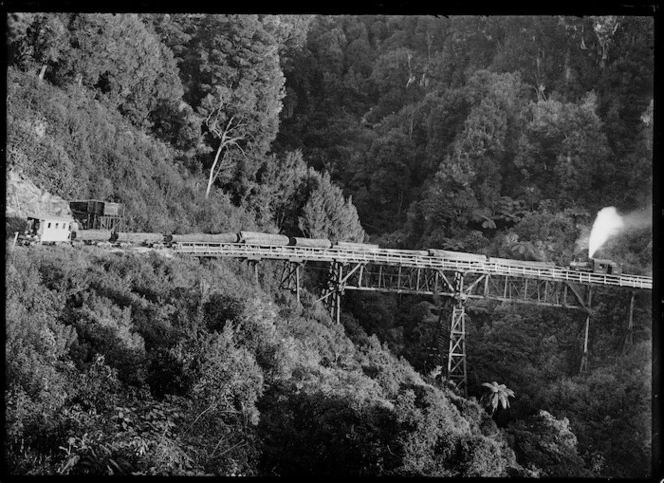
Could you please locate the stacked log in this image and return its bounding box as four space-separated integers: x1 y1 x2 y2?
382 248 430 257
490 257 555 268
165 233 239 244
110 232 164 244
334 241 379 251
74 229 113 242
428 249 487 262
289 237 332 249
238 231 290 246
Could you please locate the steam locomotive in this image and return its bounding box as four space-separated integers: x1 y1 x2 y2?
11 215 622 275
569 258 622 276
15 215 75 246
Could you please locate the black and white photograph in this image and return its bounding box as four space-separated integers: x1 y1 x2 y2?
4 6 658 478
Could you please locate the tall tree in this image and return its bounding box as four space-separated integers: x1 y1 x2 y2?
517 92 611 206
6 13 70 82
419 70 530 242
298 169 365 242
159 14 286 199
249 150 309 228
47 14 185 129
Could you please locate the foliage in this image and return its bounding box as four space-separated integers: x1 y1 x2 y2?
8 14 184 130
540 342 652 478
248 150 366 241
153 14 286 200
5 245 522 476
480 381 515 415
277 14 652 258
298 169 365 242
506 410 587 477
6 67 258 234
250 150 309 227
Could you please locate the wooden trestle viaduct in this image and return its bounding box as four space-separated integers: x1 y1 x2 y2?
174 242 653 396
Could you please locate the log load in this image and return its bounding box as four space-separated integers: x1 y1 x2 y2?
74 230 113 242
489 257 555 269
110 232 164 244
382 248 430 257
334 241 380 251
238 231 290 246
165 233 239 244
428 249 487 262
289 237 332 249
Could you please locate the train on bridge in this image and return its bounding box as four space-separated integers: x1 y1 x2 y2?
12 214 623 276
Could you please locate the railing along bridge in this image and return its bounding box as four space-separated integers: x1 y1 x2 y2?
175 242 652 395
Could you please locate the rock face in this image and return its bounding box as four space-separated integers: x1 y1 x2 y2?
5 170 72 219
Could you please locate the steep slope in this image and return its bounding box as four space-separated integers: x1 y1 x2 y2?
5 245 530 476
6 169 72 219
6 68 259 235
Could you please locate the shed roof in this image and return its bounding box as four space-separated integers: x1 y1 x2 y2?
27 214 73 222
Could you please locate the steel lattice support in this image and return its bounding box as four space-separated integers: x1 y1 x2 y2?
335 264 595 311
320 261 343 324
279 260 303 304
445 272 468 396
315 261 368 324
447 301 467 395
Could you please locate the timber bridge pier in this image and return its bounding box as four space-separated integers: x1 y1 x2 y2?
175 242 652 395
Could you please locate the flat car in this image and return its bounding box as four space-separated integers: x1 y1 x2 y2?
334 241 380 251
289 237 333 249
489 257 555 269
428 249 488 263
238 231 290 246
381 248 430 257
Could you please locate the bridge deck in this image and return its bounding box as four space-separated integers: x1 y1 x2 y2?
174 243 652 291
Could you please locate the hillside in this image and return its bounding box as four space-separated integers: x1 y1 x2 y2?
6 245 535 476
5 12 654 478
6 169 72 219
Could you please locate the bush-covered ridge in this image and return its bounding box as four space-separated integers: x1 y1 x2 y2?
6 67 365 242
6 67 257 234
6 245 540 476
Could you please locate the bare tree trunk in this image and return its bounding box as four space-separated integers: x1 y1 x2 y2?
205 141 225 199
38 64 47 82
564 48 571 84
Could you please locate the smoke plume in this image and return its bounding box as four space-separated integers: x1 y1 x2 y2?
588 207 623 257
587 206 652 257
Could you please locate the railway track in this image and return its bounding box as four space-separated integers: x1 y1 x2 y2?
172 242 652 291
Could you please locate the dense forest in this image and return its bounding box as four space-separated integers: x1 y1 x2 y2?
5 13 654 477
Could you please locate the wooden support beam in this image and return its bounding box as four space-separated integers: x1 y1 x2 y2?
579 315 590 374
463 273 487 297
295 264 300 305
565 282 590 311
244 259 259 284
280 260 302 305
623 291 635 352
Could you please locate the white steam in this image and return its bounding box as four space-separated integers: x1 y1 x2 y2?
588 207 623 257
587 206 652 257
